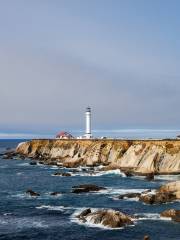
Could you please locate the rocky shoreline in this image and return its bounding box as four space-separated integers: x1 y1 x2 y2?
1 139 180 236
14 139 180 175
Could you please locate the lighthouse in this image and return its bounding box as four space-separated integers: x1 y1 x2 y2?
85 107 92 139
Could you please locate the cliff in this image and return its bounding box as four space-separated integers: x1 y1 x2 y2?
16 139 180 174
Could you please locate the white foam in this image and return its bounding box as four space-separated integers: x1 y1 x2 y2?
135 213 171 221
12 192 62 199
11 193 27 199
44 192 62 198
31 221 48 228
124 197 139 201
36 205 72 212
95 169 126 177
70 169 126 177
3 213 12 216
50 165 59 169
155 175 180 181
0 216 48 229
18 162 29 166
71 208 133 230
101 188 148 195
140 189 156 196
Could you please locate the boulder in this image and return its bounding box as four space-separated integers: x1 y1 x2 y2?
53 172 71 177
139 192 176 204
72 184 106 194
160 209 180 222
159 181 180 199
76 208 133 228
26 189 40 197
139 181 180 204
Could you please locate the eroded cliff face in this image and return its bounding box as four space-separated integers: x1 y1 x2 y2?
16 139 180 174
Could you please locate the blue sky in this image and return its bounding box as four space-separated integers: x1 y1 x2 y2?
0 0 180 136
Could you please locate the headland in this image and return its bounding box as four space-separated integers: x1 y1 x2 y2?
15 139 180 175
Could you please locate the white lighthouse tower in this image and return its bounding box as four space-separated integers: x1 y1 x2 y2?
85 107 92 139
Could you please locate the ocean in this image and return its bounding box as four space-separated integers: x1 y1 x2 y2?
0 139 180 240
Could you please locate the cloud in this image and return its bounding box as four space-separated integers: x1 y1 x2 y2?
0 1 180 134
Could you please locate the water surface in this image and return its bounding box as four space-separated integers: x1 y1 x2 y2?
0 140 180 240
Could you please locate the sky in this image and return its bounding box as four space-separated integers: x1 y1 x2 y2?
0 0 180 137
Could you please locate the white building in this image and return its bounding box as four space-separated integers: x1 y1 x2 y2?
85 107 92 139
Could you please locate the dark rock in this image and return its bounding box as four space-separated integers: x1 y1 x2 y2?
29 161 37 165
53 172 71 177
26 189 40 197
76 208 133 228
173 216 180 222
72 184 106 194
38 161 44 165
2 150 17 159
118 192 141 199
50 192 61 196
78 208 91 220
145 172 154 181
139 192 176 204
72 169 80 173
123 170 134 177
81 168 88 172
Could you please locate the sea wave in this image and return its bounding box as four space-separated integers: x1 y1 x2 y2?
36 205 70 211
71 208 133 230
0 216 48 228
3 213 13 216
135 213 171 221
155 175 180 181
100 188 148 195
70 169 126 177
11 192 62 199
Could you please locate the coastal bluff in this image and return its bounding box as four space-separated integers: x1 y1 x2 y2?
16 139 180 175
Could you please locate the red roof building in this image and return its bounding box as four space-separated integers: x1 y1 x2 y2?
56 131 74 139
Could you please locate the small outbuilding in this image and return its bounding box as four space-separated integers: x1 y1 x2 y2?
56 131 74 139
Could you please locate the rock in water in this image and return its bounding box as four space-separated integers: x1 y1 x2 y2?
29 161 37 165
160 209 180 222
143 236 151 240
26 189 40 197
77 208 133 228
50 192 61 196
139 192 176 204
53 172 71 177
145 172 154 181
72 184 106 193
2 150 16 159
78 208 92 221
118 192 141 199
139 181 180 204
